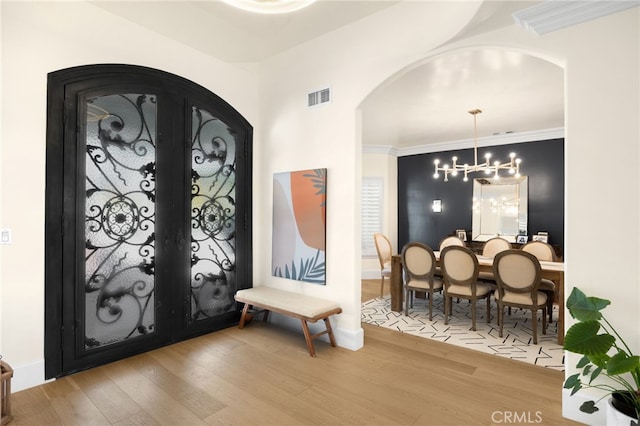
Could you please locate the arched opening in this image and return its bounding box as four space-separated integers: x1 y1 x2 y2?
360 47 565 366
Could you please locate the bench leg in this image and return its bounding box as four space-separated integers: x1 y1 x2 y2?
324 317 337 347
300 320 317 357
239 303 251 329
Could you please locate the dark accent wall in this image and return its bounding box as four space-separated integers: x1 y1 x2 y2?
398 138 564 251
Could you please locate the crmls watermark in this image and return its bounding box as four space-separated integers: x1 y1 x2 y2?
491 411 543 423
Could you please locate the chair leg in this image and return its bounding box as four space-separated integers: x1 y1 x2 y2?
380 276 385 297
404 288 410 316
471 298 477 331
547 297 553 323
542 306 547 335
428 290 433 321
498 303 504 337
486 297 491 323
532 309 537 344
444 297 450 325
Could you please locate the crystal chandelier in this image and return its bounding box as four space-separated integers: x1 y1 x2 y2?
433 109 521 182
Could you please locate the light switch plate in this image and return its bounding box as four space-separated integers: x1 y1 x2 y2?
1 228 12 244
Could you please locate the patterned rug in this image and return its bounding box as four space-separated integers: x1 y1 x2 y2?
361 294 565 371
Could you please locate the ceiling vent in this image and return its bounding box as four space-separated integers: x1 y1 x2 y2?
308 87 331 107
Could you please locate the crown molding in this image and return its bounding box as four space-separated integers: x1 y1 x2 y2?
362 127 564 158
513 0 639 35
362 144 398 156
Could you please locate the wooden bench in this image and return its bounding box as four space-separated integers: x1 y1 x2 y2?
234 287 342 357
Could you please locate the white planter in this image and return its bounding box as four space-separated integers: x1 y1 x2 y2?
606 397 638 426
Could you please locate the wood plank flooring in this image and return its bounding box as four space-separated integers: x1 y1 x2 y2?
9 281 580 425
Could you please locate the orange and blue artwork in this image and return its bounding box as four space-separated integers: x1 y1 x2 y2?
272 168 326 284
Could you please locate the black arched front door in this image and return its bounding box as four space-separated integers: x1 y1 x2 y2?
45 65 252 378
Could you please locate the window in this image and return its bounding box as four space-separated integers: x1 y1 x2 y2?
361 177 383 256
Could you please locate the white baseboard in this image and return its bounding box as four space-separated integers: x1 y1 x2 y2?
562 387 607 425
10 359 52 392
268 315 363 351
362 270 382 280
333 325 364 351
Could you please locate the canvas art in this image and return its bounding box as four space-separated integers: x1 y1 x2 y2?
272 168 326 284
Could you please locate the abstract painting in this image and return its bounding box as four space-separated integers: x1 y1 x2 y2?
272 168 326 284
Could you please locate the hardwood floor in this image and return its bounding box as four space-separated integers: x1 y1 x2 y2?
10 281 579 425
362 278 386 303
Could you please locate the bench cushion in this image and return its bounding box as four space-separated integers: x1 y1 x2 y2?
235 287 340 319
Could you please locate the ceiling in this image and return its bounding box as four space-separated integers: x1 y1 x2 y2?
92 0 566 150
362 49 564 149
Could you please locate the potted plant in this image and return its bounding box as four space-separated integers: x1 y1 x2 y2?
563 287 640 424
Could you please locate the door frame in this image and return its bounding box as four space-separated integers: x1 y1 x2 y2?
44 64 253 379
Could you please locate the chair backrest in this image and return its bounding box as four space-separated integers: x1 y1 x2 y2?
440 245 478 287
493 249 542 295
438 235 465 251
482 237 512 258
401 242 436 281
373 233 392 269
521 241 557 262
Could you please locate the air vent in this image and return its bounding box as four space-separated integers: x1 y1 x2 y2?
308 87 331 107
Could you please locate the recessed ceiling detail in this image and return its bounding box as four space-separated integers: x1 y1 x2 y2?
222 0 317 14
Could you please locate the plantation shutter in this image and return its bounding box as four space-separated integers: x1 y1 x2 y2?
361 177 383 256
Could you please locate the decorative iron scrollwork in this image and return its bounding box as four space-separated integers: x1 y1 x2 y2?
84 94 157 349
190 107 237 320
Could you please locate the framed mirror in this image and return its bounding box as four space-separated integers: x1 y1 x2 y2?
472 176 528 242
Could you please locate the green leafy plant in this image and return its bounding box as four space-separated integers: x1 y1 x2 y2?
563 287 640 420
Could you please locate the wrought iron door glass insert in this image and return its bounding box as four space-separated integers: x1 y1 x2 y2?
84 93 157 349
190 106 237 321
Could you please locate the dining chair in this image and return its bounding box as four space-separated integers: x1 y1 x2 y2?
521 240 557 261
492 249 547 344
435 234 465 278
478 237 512 283
521 241 556 322
440 245 492 331
373 233 392 297
438 235 465 251
401 242 443 320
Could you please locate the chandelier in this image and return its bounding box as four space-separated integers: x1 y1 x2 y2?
433 109 521 182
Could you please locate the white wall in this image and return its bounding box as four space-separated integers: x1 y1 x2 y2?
561 10 639 424
254 1 482 345
361 152 397 279
0 1 258 391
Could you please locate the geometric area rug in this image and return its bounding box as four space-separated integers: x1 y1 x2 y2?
362 294 565 371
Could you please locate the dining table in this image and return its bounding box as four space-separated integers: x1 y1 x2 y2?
389 252 566 344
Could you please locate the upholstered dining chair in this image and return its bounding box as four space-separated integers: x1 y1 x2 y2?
440 245 492 331
401 242 443 320
477 237 512 283
522 241 557 322
438 235 465 251
521 240 557 262
492 249 548 344
373 233 392 297
435 234 465 280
